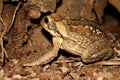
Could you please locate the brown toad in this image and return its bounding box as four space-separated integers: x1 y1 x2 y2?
24 13 116 66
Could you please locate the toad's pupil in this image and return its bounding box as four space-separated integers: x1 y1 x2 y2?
44 17 49 24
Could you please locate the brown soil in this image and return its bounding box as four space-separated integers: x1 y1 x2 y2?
0 1 120 80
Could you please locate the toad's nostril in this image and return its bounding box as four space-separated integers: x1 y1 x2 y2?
44 17 49 24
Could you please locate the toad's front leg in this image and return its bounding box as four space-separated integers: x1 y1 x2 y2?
23 37 63 66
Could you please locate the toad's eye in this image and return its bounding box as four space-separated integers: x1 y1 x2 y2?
48 22 56 30
43 16 57 31
44 17 49 24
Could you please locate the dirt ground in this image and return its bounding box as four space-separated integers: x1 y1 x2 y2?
0 1 120 80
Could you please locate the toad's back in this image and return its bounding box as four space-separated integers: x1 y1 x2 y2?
61 19 115 62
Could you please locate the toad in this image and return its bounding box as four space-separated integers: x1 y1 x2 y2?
23 13 117 66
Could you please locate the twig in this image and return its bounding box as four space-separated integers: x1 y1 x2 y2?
0 1 22 65
7 1 22 33
95 60 120 66
0 15 8 64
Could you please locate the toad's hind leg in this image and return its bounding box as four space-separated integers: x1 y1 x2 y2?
23 37 63 66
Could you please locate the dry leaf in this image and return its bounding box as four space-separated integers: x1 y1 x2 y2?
0 69 4 79
70 72 80 80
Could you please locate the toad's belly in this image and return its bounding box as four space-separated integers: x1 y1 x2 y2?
61 39 86 56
